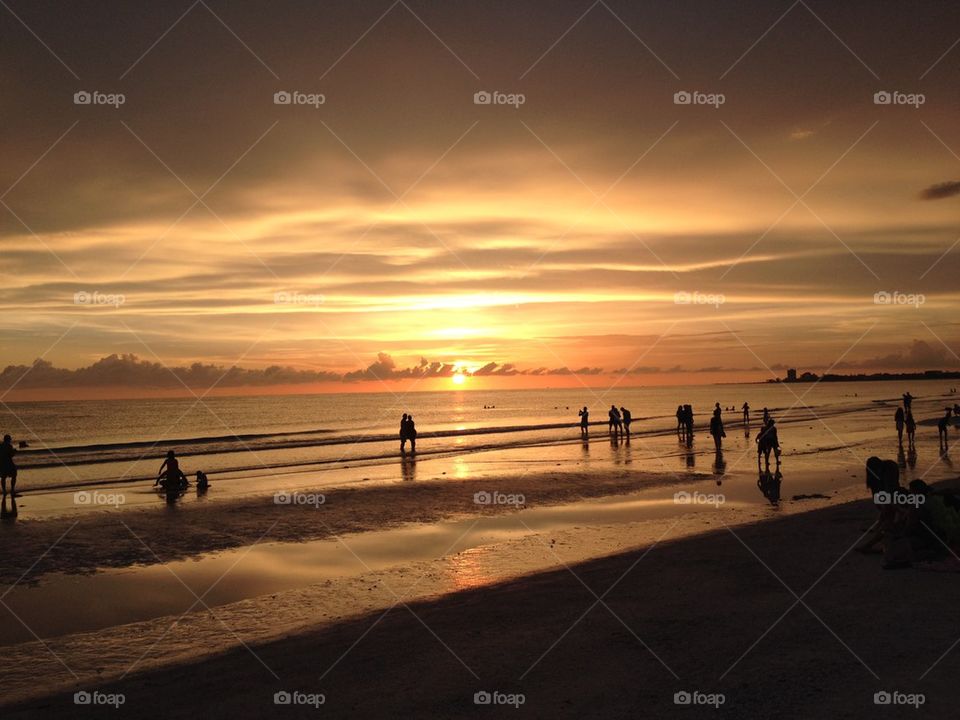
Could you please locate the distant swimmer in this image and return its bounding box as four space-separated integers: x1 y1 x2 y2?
894 407 905 447
578 406 589 437
742 402 750 424
0 434 17 496
620 407 632 436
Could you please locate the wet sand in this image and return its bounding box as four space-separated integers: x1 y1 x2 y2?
6 487 959 719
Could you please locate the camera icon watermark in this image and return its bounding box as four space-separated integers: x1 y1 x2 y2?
74 90 126 108
673 90 725 108
273 90 325 108
74 290 125 308
74 490 126 508
674 290 725 308
473 690 525 708
74 690 125 708
273 291 325 306
274 491 325 508
473 490 525 507
873 290 925 308
674 491 725 508
673 690 725 707
874 490 925 508
873 90 925 108
873 690 925 708
273 690 325 707
473 90 526 108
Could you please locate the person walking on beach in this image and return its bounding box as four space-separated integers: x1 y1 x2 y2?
620 407 632 436
399 413 409 452
894 407 905 447
742 402 750 424
756 418 781 470
406 415 418 453
709 407 725 452
578 406 589 437
906 410 917 449
938 408 952 452
0 434 18 496
608 405 622 435
683 405 694 446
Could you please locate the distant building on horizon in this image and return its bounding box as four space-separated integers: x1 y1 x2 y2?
786 368 797 382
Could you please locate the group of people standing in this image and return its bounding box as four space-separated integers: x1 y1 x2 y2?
575 405 634 437
399 413 418 453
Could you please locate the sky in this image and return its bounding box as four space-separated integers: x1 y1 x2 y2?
2 0 960 398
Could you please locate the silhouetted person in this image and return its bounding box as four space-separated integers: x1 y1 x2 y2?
399 413 410 452
906 411 917 449
0 434 18 496
756 418 781 470
742 402 750 424
903 392 913 411
620 407 632 436
156 450 187 492
683 405 694 447
938 408 952 452
406 415 417 453
856 456 902 555
608 405 622 435
762 407 770 426
196 470 209 493
709 408 725 451
676 405 685 440
578 406 589 437
894 407 905 447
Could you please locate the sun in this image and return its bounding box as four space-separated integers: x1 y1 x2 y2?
451 372 467 386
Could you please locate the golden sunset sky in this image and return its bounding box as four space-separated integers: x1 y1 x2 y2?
2 0 960 396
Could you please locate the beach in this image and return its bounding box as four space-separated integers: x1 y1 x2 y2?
1 383 958 717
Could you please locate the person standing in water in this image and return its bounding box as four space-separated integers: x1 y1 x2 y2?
620 407 632 436
608 405 622 435
676 406 685 440
578 406 589 437
894 407 905 447
399 413 409 452
906 410 917 449
938 408 952 452
742 402 750 424
709 407 725 451
0 435 18 496
903 392 913 411
406 415 418 453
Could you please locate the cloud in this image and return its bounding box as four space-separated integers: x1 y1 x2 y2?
845 339 957 370
0 353 609 391
919 181 960 201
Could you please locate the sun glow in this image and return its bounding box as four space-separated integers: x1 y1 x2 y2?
451 372 467 386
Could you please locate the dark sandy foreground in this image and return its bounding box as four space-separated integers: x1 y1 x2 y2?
7 489 960 720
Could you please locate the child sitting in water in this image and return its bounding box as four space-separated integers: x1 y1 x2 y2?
196 470 209 491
